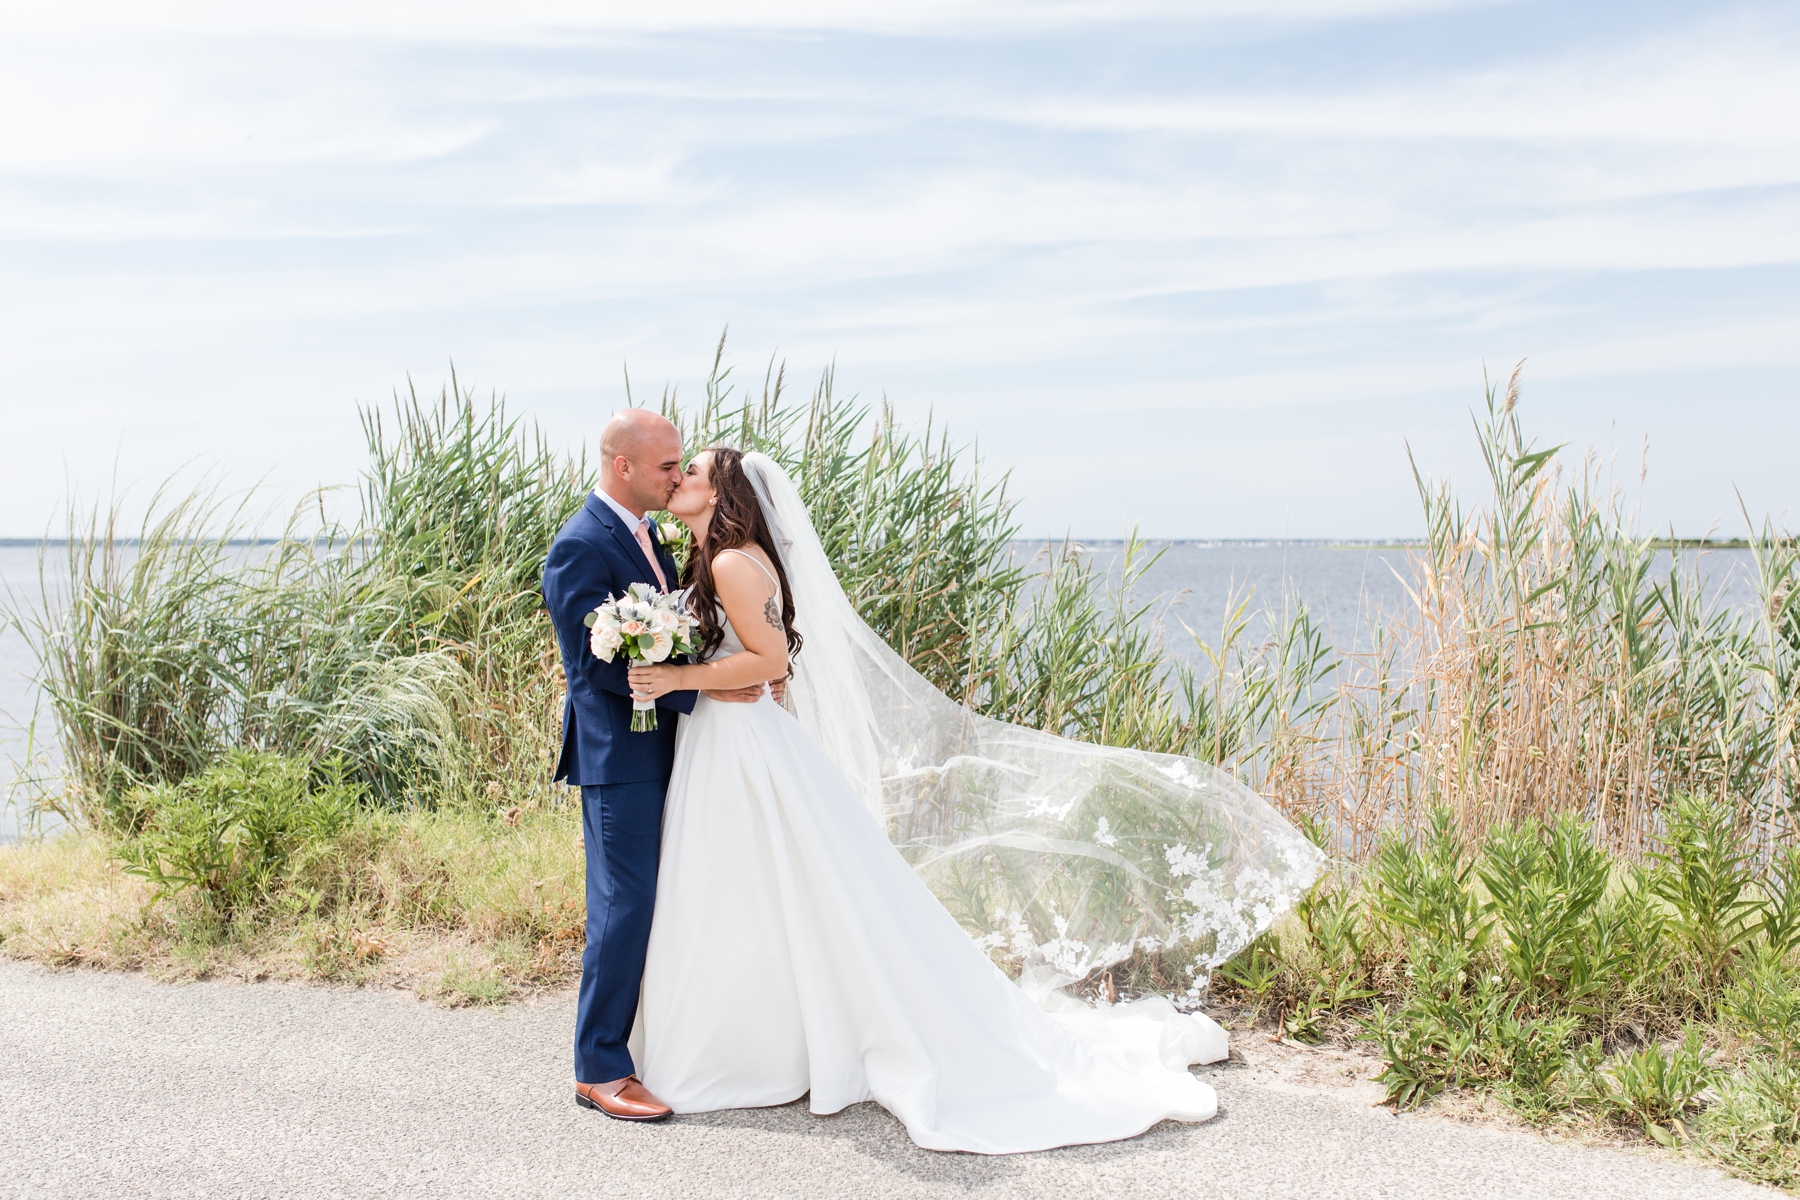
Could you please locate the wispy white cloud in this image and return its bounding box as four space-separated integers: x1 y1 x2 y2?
0 1 1795 538
1006 19 1800 146
7 0 1511 40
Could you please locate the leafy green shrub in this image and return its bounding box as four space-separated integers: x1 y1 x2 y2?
1241 797 1800 1167
1651 794 1760 986
1756 844 1800 959
1295 879 1371 982
1363 933 1580 1110
1358 810 1648 1114
1370 809 1488 949
118 751 364 915
1585 1026 1713 1144
1358 811 1579 1107
1720 949 1800 1059
1596 864 1673 1013
1479 815 1622 1010
1700 1058 1800 1188
1277 880 1376 1043
1214 932 1282 1012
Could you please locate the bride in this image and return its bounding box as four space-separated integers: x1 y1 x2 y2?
624 447 1320 1155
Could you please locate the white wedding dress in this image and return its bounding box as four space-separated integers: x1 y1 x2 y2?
629 549 1226 1155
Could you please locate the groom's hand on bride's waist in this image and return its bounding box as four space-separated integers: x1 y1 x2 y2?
700 679 785 704
703 683 768 704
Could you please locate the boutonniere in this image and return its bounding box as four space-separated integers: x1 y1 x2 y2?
656 518 693 568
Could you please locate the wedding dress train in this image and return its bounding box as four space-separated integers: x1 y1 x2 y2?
629 562 1225 1155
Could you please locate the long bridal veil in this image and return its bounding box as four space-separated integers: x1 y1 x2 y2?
741 452 1324 1001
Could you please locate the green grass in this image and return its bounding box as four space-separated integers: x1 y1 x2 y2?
0 762 586 997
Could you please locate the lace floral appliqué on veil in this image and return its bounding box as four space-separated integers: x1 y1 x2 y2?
739 452 1325 1005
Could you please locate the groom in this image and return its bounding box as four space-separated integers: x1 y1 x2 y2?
542 409 766 1122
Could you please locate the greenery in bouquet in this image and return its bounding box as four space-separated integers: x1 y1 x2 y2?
583 583 698 731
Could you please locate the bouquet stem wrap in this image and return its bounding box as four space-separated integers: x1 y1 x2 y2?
631 695 658 732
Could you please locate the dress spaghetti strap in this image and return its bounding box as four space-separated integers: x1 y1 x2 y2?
717 547 780 594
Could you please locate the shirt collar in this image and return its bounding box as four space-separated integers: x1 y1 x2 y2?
592 486 648 530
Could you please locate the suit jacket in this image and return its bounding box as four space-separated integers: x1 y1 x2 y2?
543 492 698 786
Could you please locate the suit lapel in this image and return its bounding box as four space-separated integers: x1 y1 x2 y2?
583 493 663 588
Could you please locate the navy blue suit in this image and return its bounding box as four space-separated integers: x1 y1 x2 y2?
543 492 696 1084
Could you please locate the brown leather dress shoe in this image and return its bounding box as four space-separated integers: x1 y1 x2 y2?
575 1076 673 1122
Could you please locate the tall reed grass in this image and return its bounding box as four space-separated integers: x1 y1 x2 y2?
8 349 1796 865
12 380 584 827
1305 366 1800 859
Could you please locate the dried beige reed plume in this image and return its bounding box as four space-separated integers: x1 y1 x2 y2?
1503 360 1526 414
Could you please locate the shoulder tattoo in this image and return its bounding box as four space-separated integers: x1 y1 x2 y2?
763 596 782 630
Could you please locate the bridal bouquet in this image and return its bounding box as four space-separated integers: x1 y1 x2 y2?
584 583 698 732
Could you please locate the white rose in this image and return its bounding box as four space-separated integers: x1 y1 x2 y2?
649 609 679 633
644 630 674 662
590 625 624 662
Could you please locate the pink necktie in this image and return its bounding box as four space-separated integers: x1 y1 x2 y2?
635 519 669 590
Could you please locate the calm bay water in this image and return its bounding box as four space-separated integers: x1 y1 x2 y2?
0 541 1764 841
2 546 68 841
1014 540 1763 657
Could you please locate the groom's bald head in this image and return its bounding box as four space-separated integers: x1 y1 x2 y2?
599 409 684 516
600 409 678 463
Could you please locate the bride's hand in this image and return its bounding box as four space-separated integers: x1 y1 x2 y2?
628 663 681 701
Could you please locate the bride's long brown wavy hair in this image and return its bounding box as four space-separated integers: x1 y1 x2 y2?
684 447 802 672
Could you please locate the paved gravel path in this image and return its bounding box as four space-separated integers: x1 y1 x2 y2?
0 960 1778 1200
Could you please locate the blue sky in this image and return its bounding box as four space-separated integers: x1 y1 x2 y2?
1 0 1795 538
